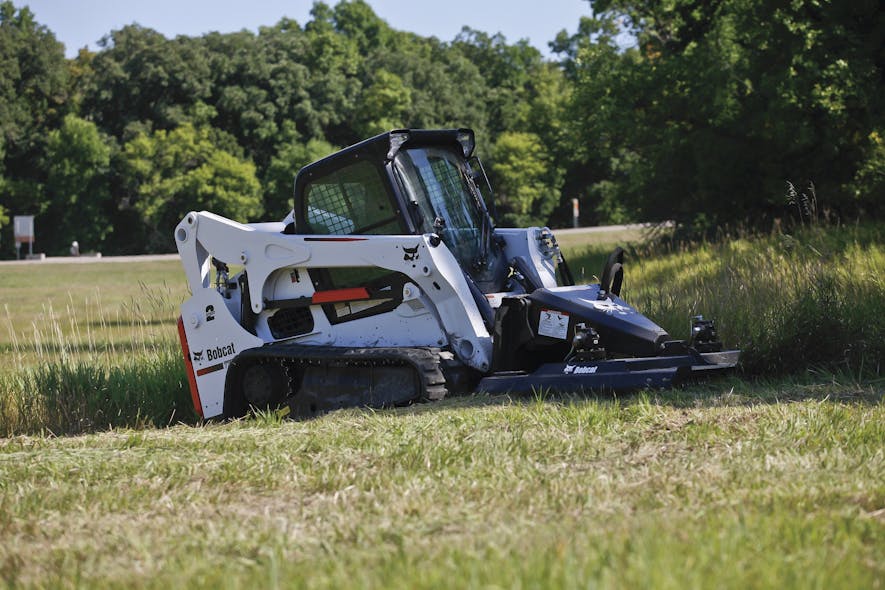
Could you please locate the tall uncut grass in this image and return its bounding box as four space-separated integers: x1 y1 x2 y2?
0 283 196 436
566 223 884 379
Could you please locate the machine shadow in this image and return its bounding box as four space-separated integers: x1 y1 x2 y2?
277 375 884 425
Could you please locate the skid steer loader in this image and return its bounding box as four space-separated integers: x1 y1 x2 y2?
175 129 738 419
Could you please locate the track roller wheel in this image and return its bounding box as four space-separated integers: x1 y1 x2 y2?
240 360 290 411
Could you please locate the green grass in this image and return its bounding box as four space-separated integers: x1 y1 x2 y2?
0 349 197 436
1 260 188 366
0 260 195 435
0 383 882 588
2 225 884 435
565 223 885 378
0 228 883 587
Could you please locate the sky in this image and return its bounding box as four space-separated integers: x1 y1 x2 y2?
21 0 591 59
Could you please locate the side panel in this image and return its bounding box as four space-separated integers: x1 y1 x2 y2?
261 267 446 347
179 289 265 418
301 292 447 349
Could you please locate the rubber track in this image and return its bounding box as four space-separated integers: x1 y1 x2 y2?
231 344 448 406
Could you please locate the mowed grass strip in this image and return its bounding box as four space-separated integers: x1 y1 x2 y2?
1 382 883 589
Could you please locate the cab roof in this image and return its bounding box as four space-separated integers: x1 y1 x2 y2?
294 128 475 184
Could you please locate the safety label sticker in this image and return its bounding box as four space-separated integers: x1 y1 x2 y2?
538 309 569 340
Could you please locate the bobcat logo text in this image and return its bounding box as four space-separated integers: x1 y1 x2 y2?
193 342 237 363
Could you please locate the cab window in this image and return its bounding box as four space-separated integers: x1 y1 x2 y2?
303 160 402 235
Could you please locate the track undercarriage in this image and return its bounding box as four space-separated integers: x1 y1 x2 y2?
223 345 449 418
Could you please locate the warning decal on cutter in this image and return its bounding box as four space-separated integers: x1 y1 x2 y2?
538 309 569 340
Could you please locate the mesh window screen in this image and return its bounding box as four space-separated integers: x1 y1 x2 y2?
305 160 397 235
428 157 475 231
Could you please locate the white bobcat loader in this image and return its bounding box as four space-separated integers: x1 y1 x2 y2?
175 129 738 419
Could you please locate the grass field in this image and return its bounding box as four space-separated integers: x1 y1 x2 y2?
1 383 882 588
0 224 883 588
1 260 186 365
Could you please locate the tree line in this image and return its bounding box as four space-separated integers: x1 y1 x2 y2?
1 0 882 256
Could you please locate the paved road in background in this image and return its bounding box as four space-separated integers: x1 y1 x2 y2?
0 223 662 266
0 254 180 266
546 222 665 235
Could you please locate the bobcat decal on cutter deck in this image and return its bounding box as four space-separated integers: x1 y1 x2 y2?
563 364 598 374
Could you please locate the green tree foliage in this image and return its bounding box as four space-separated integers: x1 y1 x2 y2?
0 181 8 234
332 0 393 54
0 144 5 233
122 124 262 251
490 131 564 227
0 2 67 153
264 136 338 217
453 29 546 135
0 1 68 252
301 2 364 143
42 114 112 254
355 69 412 137
849 131 885 204
81 25 212 138
559 0 885 229
200 28 302 169
3 0 883 257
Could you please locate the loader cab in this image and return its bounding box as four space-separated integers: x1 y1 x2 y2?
293 129 506 291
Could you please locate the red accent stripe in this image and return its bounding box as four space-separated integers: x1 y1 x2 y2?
196 363 224 377
177 316 203 418
311 287 371 304
304 237 368 242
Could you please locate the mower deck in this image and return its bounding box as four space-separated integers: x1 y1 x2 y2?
477 350 740 394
